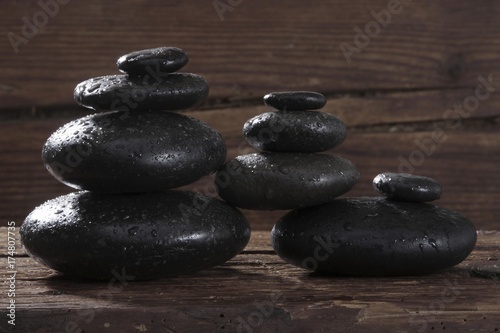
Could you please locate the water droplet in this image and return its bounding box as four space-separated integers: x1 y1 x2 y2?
130 151 142 158
128 226 139 236
429 239 438 250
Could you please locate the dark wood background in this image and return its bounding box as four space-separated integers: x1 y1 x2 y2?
1 0 499 230
2 2 500 332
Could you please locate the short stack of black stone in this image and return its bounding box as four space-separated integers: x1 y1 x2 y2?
20 47 250 280
271 171 477 276
216 91 360 210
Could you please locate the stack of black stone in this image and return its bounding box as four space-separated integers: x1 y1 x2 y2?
20 47 250 280
216 91 359 210
272 172 477 276
216 90 477 276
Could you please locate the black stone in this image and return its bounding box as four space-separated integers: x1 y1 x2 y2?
74 73 209 111
243 111 347 152
20 191 250 280
43 110 226 193
263 91 326 111
117 46 188 75
272 197 477 276
215 153 359 210
373 172 442 202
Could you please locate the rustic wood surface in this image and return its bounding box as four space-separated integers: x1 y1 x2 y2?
2 0 500 110
1 228 499 333
1 1 500 331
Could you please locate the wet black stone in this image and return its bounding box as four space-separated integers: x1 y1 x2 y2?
20 191 250 280
272 197 477 276
373 173 442 202
243 111 347 152
42 110 226 193
74 73 209 111
215 153 359 210
117 46 188 75
263 91 327 111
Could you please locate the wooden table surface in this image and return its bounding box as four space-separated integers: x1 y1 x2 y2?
1 228 500 333
1 0 500 332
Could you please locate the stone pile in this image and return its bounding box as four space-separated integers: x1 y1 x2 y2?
21 53 477 279
216 90 477 276
20 47 250 280
216 91 359 210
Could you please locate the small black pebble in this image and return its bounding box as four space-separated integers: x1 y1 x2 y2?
373 172 442 202
117 46 188 75
263 91 327 111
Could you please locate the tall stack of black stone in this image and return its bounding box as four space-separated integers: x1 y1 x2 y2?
216 91 359 210
20 47 250 280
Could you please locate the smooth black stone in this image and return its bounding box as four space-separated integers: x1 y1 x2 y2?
373 172 442 202
263 91 326 111
117 46 188 75
20 191 250 280
272 197 477 276
243 111 347 152
74 73 209 111
215 153 359 210
43 110 226 193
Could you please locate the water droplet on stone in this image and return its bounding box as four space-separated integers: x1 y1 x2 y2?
128 226 139 236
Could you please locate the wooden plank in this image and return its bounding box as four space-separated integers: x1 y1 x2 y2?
0 228 499 332
2 0 500 111
1 115 499 229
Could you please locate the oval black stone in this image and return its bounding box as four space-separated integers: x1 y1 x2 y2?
263 91 326 111
272 197 476 276
243 111 347 152
373 172 442 202
20 191 250 280
74 73 209 111
117 46 188 75
43 110 226 193
215 153 359 210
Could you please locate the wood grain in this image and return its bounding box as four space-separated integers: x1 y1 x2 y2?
2 2 499 331
1 228 499 332
2 0 500 112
